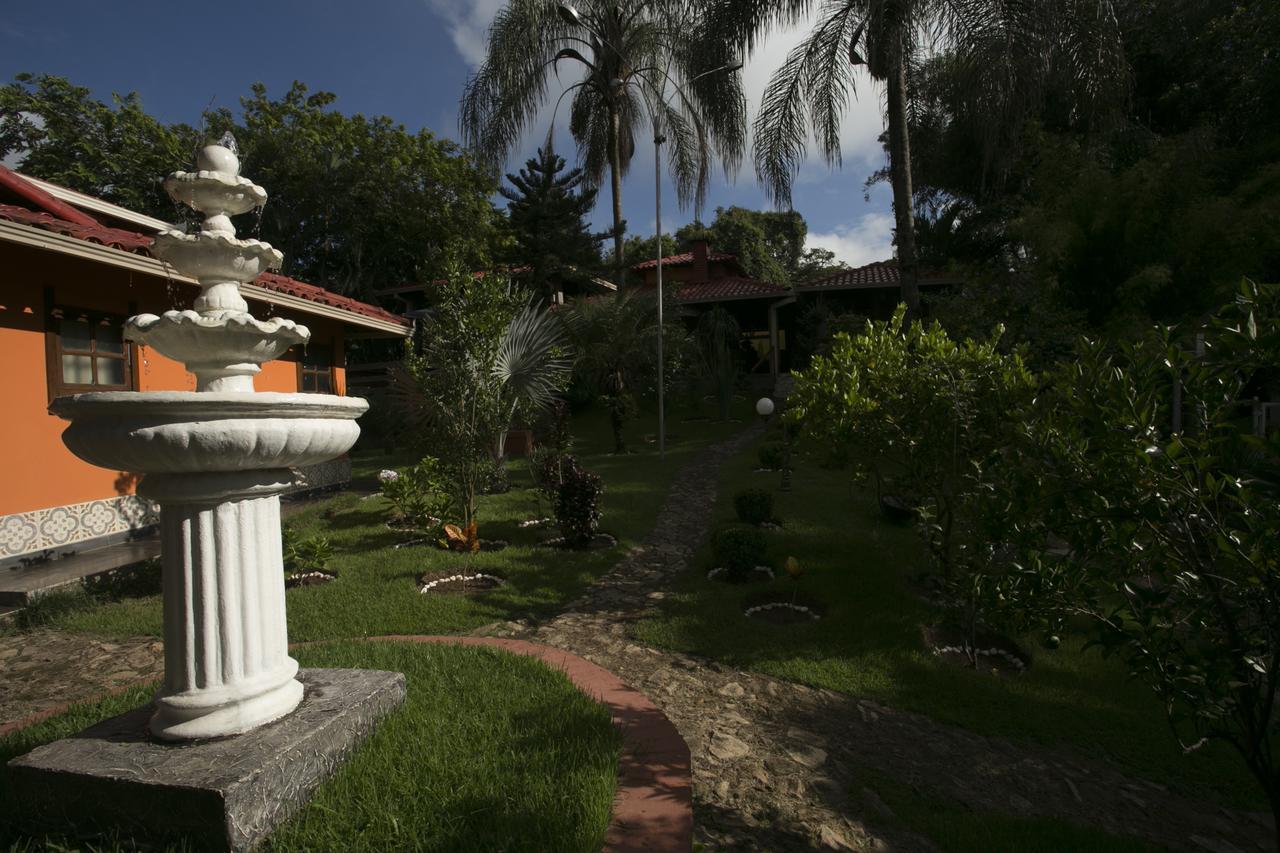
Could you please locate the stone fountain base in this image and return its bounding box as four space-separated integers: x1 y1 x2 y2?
7 668 405 852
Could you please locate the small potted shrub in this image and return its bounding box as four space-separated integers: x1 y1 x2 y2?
734 487 774 526
711 524 769 582
757 442 784 471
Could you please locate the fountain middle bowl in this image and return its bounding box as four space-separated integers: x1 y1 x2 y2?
48 392 369 474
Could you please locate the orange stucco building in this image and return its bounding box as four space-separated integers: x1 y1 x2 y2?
0 167 409 566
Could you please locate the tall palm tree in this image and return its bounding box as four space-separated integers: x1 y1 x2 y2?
460 0 747 290
705 0 1127 316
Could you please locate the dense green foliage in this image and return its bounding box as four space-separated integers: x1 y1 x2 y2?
0 75 503 300
994 280 1280 829
908 0 1280 333
788 307 1038 653
500 147 602 298
677 206 807 284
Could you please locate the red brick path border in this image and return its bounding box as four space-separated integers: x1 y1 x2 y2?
1 635 693 853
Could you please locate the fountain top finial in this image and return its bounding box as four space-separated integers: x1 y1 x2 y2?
194 141 241 180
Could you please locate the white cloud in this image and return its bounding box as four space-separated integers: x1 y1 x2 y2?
807 212 894 267
422 0 506 67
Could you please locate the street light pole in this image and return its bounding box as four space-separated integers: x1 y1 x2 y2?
655 119 667 458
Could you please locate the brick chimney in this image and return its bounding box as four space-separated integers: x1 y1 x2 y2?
691 239 709 282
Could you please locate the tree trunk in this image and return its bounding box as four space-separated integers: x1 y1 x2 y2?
608 105 626 293
886 48 920 319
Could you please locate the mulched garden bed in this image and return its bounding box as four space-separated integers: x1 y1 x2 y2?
417 570 506 595
922 623 1029 674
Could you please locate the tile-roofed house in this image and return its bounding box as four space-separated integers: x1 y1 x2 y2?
797 259 961 293
0 165 409 572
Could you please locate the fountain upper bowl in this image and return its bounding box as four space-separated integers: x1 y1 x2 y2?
49 392 368 474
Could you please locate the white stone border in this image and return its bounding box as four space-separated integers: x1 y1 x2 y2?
418 573 506 594
743 601 820 620
707 565 775 580
931 644 1027 671
517 517 552 528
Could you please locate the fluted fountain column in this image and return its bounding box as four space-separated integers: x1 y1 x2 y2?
143 471 301 740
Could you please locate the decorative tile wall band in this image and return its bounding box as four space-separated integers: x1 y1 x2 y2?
0 495 159 561
0 458 352 560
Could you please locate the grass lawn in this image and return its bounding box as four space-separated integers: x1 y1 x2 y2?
23 398 752 642
856 774 1162 853
634 429 1262 810
0 640 620 852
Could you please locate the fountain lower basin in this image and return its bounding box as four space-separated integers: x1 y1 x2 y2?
50 392 367 473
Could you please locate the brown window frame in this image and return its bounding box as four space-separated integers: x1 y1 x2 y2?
45 300 136 401
297 342 335 395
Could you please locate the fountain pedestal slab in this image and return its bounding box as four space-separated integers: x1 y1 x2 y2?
8 668 406 852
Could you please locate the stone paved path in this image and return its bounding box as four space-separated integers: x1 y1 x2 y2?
0 630 163 730
488 425 1274 853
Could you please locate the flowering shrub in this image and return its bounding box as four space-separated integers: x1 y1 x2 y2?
379 458 452 534
553 454 603 547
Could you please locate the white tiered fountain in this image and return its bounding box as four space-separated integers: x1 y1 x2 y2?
48 138 368 741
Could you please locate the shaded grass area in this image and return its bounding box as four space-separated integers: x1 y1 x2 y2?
23 399 752 644
634 432 1261 808
0 641 621 853
858 774 1163 853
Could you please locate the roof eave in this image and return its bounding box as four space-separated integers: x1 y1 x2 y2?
0 217 410 337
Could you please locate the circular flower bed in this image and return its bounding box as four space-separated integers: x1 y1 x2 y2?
923 625 1030 674
706 565 775 582
286 571 337 589
517 517 553 529
743 601 821 624
418 571 505 595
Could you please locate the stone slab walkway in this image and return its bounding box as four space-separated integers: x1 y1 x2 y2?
0 630 162 732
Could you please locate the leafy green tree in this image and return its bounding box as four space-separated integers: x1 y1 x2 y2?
603 232 677 274
0 73 198 219
676 205 807 283
500 146 602 299
400 272 572 530
794 246 848 282
704 0 1127 316
460 0 747 290
0 76 505 301
205 82 503 298
996 280 1280 837
788 306 1038 657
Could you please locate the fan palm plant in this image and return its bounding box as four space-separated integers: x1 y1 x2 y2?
396 273 572 529
703 0 1127 316
460 0 747 291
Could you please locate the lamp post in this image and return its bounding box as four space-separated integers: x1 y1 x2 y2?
555 4 739 458
757 395 792 491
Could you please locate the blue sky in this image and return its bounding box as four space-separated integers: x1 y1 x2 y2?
0 0 895 267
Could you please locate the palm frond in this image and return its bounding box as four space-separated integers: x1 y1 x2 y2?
494 300 574 411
